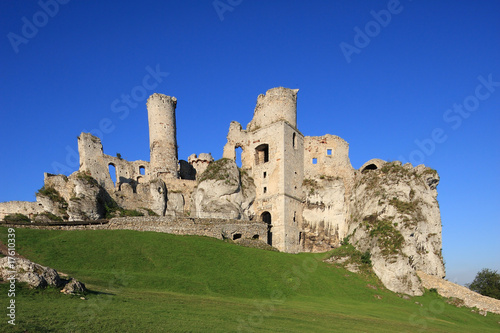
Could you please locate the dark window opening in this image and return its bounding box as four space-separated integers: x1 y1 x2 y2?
233 233 242 240
261 211 272 246
293 132 297 149
255 144 270 165
263 187 267 194
252 234 259 240
263 171 267 178
139 166 146 175
361 164 378 173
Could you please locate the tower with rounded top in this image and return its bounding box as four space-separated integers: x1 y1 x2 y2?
147 93 178 179
247 87 299 132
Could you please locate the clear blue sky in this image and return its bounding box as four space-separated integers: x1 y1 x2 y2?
1 0 498 286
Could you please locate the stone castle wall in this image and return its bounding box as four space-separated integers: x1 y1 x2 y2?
2 217 268 243
0 201 44 220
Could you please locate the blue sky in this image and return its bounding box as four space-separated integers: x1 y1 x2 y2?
0 0 498 286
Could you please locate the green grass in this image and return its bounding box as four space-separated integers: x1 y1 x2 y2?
0 227 499 332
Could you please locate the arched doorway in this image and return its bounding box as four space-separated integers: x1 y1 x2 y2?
261 211 272 246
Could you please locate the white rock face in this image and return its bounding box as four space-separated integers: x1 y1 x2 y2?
302 178 348 252
0 257 62 288
192 159 256 220
348 161 445 295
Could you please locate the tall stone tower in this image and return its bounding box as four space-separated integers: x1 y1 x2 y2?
223 87 304 252
147 93 178 179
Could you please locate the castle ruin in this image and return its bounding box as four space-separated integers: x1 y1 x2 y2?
0 87 446 295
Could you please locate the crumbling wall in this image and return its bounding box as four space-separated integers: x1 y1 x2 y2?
78 132 150 191
0 201 44 220
304 135 355 194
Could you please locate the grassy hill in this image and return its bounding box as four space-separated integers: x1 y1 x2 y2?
0 227 499 332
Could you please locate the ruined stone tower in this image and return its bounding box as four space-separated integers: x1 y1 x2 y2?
223 87 304 252
147 93 178 179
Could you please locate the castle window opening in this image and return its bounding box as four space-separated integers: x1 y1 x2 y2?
263 187 267 194
252 234 259 240
261 211 272 246
293 132 297 149
137 176 142 184
255 144 269 164
263 171 267 178
108 163 117 187
312 158 317 165
235 146 243 167
139 166 146 175
327 149 332 156
361 164 378 173
233 233 242 240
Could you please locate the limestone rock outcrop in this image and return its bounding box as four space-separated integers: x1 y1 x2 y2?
0 257 84 291
348 161 445 295
192 159 256 219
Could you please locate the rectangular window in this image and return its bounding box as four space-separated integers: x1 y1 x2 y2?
312 158 317 165
327 149 332 156
263 187 267 194
263 172 267 178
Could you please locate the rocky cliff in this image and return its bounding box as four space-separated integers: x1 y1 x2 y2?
348 161 445 295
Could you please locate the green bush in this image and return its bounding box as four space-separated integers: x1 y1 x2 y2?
76 171 99 186
36 212 64 223
363 214 404 257
4 213 31 223
140 207 159 217
361 251 372 265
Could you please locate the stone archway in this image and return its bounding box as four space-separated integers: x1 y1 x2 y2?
261 211 272 246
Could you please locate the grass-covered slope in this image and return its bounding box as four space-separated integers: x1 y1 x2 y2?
0 227 499 332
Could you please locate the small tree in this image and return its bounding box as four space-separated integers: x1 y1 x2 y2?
466 268 500 300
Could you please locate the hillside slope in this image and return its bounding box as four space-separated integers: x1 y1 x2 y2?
0 227 498 332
